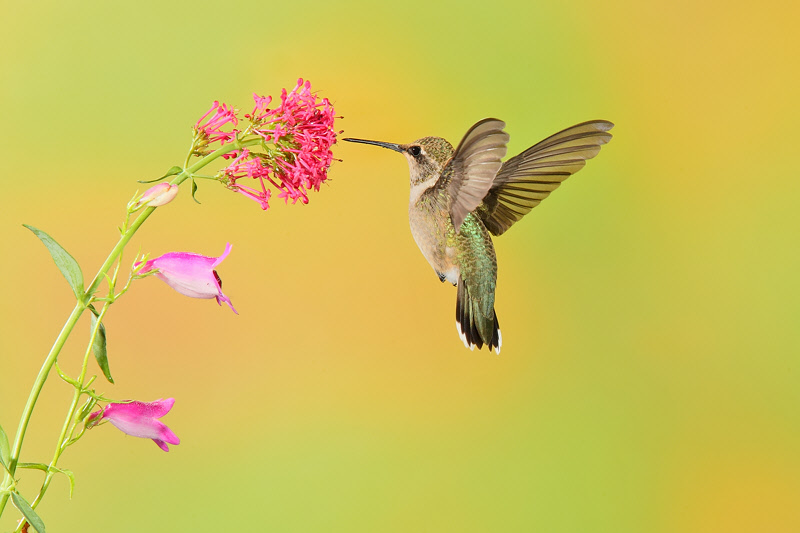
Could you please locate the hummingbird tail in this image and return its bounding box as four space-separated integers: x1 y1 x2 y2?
456 277 501 354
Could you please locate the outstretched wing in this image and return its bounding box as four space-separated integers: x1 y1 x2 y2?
439 119 509 233
478 120 614 236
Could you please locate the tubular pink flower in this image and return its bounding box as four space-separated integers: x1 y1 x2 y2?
249 94 273 117
221 149 273 210
87 399 180 452
194 101 239 150
228 78 337 209
137 243 237 313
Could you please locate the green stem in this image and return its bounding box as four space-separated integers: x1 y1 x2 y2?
0 136 260 518
0 302 84 510
24 303 110 519
22 392 80 520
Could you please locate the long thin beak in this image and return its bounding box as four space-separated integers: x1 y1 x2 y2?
343 138 403 153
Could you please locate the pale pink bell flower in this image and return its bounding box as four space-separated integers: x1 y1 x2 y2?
137 243 237 313
87 398 180 452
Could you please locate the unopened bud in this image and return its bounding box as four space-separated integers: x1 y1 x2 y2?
135 183 179 209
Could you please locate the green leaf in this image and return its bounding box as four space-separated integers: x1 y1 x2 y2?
88 306 113 384
23 225 84 300
138 165 183 184
60 468 76 499
16 463 75 498
191 178 201 204
11 491 46 533
0 422 10 471
17 462 47 472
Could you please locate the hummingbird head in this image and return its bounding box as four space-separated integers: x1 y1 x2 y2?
343 136 454 186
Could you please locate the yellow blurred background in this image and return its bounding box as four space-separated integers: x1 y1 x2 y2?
1 0 799 531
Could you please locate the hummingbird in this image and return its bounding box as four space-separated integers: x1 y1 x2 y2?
344 119 613 353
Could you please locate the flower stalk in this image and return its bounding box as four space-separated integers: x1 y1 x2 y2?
0 137 260 518
0 80 338 527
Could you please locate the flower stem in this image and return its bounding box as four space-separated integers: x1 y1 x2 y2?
0 137 260 518
23 302 111 521
0 301 83 515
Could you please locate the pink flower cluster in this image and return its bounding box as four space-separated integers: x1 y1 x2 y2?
193 79 336 210
243 78 337 206
221 149 272 210
194 102 239 154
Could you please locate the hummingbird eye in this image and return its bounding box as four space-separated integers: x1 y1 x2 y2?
408 145 422 157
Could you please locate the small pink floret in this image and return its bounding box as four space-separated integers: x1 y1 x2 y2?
195 101 239 147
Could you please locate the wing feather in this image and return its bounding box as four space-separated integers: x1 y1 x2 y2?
480 120 613 236
443 119 509 233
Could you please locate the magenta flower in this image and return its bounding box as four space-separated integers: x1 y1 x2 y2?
223 78 337 209
137 243 237 314
87 399 180 452
194 101 239 155
220 149 272 209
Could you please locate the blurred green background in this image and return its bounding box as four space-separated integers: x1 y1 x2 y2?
1 0 799 531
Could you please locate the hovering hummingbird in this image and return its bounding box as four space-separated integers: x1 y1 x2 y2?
344 119 613 353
